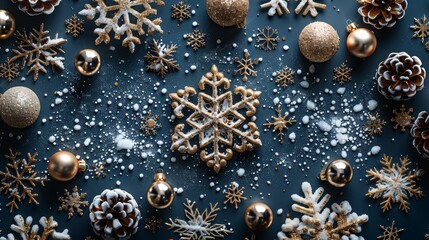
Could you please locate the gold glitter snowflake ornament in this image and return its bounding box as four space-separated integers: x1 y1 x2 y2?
234 51 260 81
377 221 403 240
58 185 89 220
366 154 424 213
0 150 48 212
333 62 352 84
0 58 20 82
141 111 161 135
79 0 164 53
224 182 247 209
264 105 296 144
65 15 84 38
170 65 262 173
256 26 279 51
145 39 179 78
185 29 206 51
363 112 386 137
391 105 415 132
275 66 295 88
171 1 191 22
410 15 429 43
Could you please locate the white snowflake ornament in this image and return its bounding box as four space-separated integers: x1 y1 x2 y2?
260 0 290 16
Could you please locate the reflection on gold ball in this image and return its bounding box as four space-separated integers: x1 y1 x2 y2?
244 202 273 231
74 49 102 76
346 23 377 58
0 10 16 40
48 151 86 181
206 0 249 27
299 21 340 63
320 159 353 187
0 87 40 128
147 172 174 209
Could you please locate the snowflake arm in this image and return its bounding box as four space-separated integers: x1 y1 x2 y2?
260 0 290 16
294 0 326 17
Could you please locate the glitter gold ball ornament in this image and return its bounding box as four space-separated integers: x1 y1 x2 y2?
298 21 340 63
147 171 174 209
0 10 16 40
206 0 249 27
0 86 40 128
48 151 86 181
320 159 353 187
74 49 102 76
346 22 377 58
244 202 273 231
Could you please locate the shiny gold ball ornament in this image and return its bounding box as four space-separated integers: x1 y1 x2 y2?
0 10 16 40
48 151 86 181
206 0 249 27
244 202 273 231
74 49 102 76
0 87 40 128
299 21 340 63
147 171 175 209
346 22 377 58
320 159 353 187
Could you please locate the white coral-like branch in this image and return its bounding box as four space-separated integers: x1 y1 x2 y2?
260 0 290 16
294 0 326 17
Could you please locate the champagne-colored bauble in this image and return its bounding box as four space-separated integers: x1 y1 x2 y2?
346 23 377 58
0 10 16 40
147 172 174 209
320 159 353 187
299 21 340 63
206 0 249 27
0 87 40 128
244 202 273 231
48 151 86 181
74 49 102 76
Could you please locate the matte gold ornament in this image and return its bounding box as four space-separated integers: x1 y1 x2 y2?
346 22 377 58
244 202 273 231
0 87 40 128
0 10 16 40
206 0 249 27
320 159 353 187
298 21 339 63
147 171 174 209
74 49 101 76
48 151 86 181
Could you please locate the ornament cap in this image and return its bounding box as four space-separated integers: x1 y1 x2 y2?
78 160 87 172
154 172 166 182
346 22 358 33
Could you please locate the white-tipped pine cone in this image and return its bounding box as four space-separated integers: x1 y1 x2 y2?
411 111 429 158
376 52 425 101
11 0 61 16
89 189 141 240
357 0 407 29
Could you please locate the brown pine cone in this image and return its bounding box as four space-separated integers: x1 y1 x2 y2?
357 0 408 29
376 52 426 101
411 111 429 158
11 0 61 16
89 189 141 240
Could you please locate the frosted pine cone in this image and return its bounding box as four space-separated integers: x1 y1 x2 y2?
411 111 429 158
357 0 408 29
11 0 61 16
89 189 141 240
376 52 426 101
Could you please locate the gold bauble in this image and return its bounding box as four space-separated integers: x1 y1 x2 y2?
299 21 340 63
320 159 353 188
147 172 175 209
346 23 377 58
74 49 102 76
48 151 86 181
206 0 249 27
0 10 16 40
244 202 273 231
0 87 40 128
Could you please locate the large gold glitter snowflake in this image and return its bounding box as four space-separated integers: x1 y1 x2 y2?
363 112 386 137
0 149 48 212
166 199 233 240
171 1 191 22
58 185 89 220
144 39 179 78
224 182 247 209
79 0 164 53
10 23 67 81
185 29 206 51
391 105 415 132
410 15 429 43
377 221 403 240
366 155 424 213
170 65 262 173
65 15 84 38
333 62 352 84
256 26 279 51
275 66 295 88
0 58 20 82
264 105 296 144
234 51 259 81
